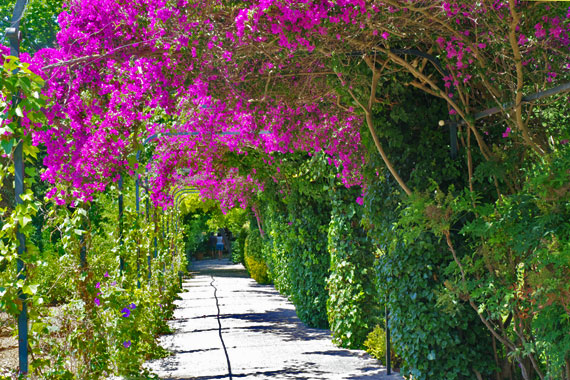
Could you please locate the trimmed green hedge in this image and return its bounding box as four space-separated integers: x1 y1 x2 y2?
327 190 380 348
244 227 271 284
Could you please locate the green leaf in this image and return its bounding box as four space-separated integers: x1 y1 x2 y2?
20 190 34 202
23 284 39 296
1 138 15 155
21 216 32 227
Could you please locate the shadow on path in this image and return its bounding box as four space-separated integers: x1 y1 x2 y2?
145 258 402 380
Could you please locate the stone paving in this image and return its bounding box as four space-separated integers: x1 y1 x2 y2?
145 258 403 380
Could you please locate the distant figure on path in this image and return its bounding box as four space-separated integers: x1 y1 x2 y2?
216 233 224 259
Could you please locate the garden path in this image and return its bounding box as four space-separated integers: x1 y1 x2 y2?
145 258 402 380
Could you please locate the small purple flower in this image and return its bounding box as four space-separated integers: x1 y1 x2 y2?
561 139 569 145
94 298 100 306
129 303 136 310
502 127 511 138
123 340 131 348
121 307 131 318
111 281 117 287
95 282 101 289
104 271 109 278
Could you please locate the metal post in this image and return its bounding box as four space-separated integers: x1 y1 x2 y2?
118 175 124 272
146 187 152 281
80 234 87 269
15 142 28 375
169 212 174 271
7 0 30 374
135 176 141 288
385 305 391 375
135 175 140 215
161 212 166 275
154 208 158 260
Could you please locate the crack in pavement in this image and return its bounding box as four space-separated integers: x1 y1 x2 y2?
211 275 233 380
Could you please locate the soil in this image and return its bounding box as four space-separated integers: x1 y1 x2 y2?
0 312 18 378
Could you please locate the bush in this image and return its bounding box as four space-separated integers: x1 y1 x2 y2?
327 191 380 348
260 189 331 329
364 325 403 369
231 223 249 265
281 196 330 328
377 231 494 380
244 227 271 284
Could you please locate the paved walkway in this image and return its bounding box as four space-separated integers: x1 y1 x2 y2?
145 258 402 380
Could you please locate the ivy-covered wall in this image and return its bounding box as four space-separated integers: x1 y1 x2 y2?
327 188 380 348
359 81 496 379
260 186 331 329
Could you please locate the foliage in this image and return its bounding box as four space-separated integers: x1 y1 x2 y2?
359 81 496 379
243 227 270 285
182 212 209 259
1 174 186 378
450 146 570 380
259 158 333 329
2 1 570 378
363 325 403 369
377 230 494 380
231 220 249 265
0 0 63 53
262 205 292 296
327 188 380 348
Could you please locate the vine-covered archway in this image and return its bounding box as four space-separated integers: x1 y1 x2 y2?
2 1 570 379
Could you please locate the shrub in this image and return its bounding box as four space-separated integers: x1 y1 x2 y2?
244 227 271 284
377 231 494 380
363 324 403 369
261 188 331 329
231 223 249 265
282 197 330 328
327 191 380 348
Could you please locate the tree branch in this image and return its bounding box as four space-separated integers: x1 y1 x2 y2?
508 0 545 156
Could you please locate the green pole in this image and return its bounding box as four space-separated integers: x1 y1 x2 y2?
7 0 30 374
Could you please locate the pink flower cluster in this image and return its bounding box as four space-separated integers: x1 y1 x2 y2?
2 0 568 210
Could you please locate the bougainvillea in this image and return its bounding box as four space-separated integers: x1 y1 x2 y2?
3 0 567 209
3 1 569 378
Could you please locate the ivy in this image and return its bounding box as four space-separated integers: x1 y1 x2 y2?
327 187 380 348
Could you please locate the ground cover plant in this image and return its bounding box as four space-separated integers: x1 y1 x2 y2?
1 1 569 379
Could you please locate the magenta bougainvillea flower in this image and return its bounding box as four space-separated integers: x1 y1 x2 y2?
2 0 566 210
